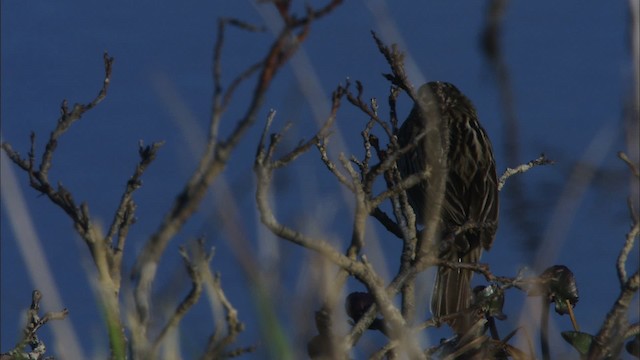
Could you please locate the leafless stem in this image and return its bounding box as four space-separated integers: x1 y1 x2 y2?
0 54 132 358
151 244 208 354
255 107 425 357
371 31 414 97
200 270 254 359
370 207 403 238
317 135 355 192
106 141 164 291
2 290 69 360
1 54 114 241
617 218 640 286
130 2 346 347
588 269 639 359
498 154 555 191
589 207 640 359
618 151 640 178
273 85 344 169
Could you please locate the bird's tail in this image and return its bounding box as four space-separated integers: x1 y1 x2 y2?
431 247 481 335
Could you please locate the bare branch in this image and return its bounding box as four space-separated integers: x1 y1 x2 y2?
151 244 206 354
370 31 414 96
370 207 403 238
131 2 346 340
1 54 115 241
105 141 165 287
498 153 555 191
255 108 425 356
345 85 394 139
254 114 353 267
588 270 639 359
273 86 344 168
2 290 69 360
200 270 254 359
40 53 114 181
587 150 640 359
316 135 355 192
617 219 640 286
618 151 640 178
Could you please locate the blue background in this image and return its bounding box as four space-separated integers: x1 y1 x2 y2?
2 1 638 359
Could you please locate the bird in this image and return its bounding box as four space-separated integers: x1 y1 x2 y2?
396 81 499 334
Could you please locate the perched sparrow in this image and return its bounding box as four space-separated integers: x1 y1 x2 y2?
396 81 499 333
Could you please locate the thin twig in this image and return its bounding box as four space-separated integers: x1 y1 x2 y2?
618 151 640 178
131 3 346 343
151 243 208 354
105 141 164 260
498 153 555 191
617 220 640 286
3 290 69 360
201 271 254 359
272 85 345 168
2 54 114 239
